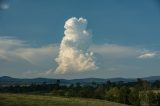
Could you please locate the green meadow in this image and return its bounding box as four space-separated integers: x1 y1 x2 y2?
0 93 129 106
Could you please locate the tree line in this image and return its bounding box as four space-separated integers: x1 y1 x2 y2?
0 79 160 106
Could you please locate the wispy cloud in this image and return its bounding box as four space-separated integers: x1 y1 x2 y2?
0 0 10 10
0 37 58 77
90 44 139 59
138 52 157 59
16 44 58 65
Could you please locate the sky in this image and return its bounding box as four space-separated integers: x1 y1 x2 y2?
0 0 160 79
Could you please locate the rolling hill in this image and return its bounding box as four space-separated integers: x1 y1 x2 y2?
0 76 160 85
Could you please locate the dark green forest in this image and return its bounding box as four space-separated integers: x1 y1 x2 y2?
0 79 160 106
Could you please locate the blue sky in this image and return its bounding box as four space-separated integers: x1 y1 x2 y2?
0 0 160 79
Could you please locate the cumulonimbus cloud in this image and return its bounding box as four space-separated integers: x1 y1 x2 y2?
54 17 97 74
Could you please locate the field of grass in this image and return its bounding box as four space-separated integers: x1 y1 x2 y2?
0 93 129 106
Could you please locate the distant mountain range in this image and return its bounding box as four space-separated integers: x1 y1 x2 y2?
0 76 160 85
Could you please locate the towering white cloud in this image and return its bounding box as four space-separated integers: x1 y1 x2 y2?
55 17 97 74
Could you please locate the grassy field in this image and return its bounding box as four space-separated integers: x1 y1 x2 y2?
0 93 129 106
